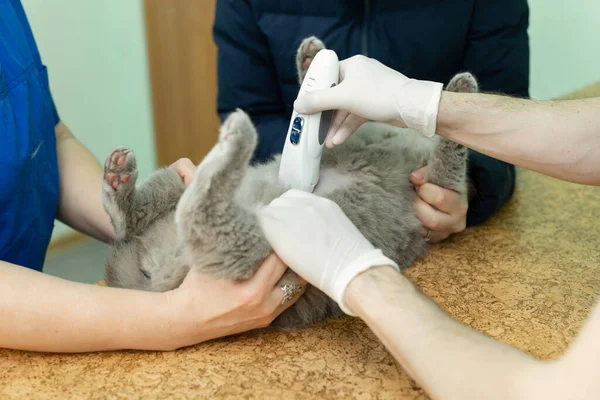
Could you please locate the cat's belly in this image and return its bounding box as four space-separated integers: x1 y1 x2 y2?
313 168 355 196
240 123 434 207
238 158 356 210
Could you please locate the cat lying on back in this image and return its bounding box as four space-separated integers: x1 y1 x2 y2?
103 36 478 328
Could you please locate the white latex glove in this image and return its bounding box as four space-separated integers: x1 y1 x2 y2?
257 190 399 315
293 55 443 144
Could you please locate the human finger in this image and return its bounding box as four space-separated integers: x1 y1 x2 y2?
294 82 351 115
413 196 456 232
416 183 464 215
418 225 450 244
330 114 368 146
266 274 308 318
169 158 196 186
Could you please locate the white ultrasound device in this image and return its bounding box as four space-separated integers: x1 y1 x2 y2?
278 49 339 192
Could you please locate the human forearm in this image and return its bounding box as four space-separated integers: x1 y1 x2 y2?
345 267 548 400
437 93 600 185
260 189 600 399
257 191 542 398
295 56 599 185
0 260 173 352
55 122 114 242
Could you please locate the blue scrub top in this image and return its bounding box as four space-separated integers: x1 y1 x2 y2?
0 0 60 271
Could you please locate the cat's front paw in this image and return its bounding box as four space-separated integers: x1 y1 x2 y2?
103 146 138 192
296 36 326 83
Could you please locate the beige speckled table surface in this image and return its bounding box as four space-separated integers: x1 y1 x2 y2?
2 168 600 399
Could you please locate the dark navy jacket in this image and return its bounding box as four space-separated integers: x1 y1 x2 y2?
213 0 530 226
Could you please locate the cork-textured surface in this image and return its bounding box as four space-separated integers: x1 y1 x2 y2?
558 81 600 100
2 168 600 399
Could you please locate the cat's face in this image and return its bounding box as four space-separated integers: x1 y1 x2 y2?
105 242 190 292
105 219 189 292
105 241 151 290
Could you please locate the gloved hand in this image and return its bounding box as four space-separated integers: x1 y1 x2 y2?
257 190 399 315
293 55 443 145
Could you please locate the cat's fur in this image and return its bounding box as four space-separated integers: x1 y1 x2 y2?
103 37 478 328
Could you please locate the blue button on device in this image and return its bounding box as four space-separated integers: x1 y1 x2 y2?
290 117 304 145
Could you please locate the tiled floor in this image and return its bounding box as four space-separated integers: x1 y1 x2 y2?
43 239 108 283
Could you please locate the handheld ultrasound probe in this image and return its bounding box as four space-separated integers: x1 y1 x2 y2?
278 49 339 192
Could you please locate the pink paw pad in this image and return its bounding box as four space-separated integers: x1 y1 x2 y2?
105 172 116 186
104 148 134 190
300 41 322 72
303 58 313 70
104 171 130 190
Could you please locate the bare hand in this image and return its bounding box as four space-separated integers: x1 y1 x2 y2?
169 158 196 186
164 254 306 349
410 166 468 243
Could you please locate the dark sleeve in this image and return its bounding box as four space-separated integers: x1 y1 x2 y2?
461 0 529 226
213 0 289 163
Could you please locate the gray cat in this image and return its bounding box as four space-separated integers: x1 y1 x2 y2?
103 37 478 328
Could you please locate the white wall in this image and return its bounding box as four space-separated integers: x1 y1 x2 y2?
21 0 156 239
528 0 600 99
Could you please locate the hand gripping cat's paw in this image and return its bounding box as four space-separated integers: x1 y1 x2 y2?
103 146 138 192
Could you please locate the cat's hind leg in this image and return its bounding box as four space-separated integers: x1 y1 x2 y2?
426 139 468 193
102 147 185 241
296 36 326 84
175 109 271 280
426 73 479 192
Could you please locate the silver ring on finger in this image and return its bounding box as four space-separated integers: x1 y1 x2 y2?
425 229 432 242
280 283 304 304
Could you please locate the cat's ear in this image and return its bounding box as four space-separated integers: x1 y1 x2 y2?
446 72 479 93
296 36 327 85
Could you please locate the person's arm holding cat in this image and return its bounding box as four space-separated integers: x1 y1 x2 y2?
410 0 529 242
0 123 304 353
0 253 300 352
294 56 600 184
258 186 599 400
257 56 600 399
